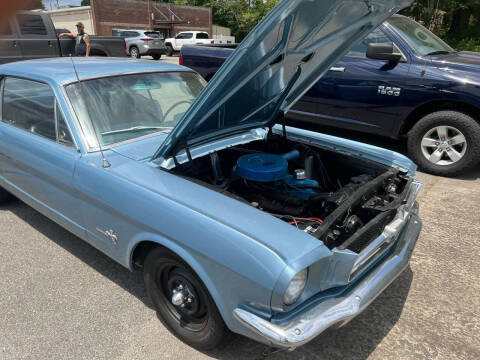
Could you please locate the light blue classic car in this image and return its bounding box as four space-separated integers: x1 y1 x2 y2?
0 0 420 351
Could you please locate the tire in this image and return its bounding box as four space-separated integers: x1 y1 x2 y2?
152 54 161 60
407 111 480 176
144 247 228 350
0 187 12 204
166 45 173 57
130 46 140 59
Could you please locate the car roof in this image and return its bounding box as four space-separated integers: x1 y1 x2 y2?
0 57 190 85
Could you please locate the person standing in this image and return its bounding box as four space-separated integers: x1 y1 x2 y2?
59 22 90 57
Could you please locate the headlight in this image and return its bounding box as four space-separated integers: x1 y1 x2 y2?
283 268 308 305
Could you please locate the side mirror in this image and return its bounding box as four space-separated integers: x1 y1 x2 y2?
366 43 403 62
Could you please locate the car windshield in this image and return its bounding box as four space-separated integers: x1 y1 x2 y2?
66 72 205 148
387 16 454 56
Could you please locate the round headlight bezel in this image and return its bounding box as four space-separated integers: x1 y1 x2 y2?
283 268 308 305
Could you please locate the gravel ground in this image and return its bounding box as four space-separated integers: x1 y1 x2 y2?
1 123 479 359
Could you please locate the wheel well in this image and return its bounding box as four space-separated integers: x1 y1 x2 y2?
401 100 480 135
131 241 161 270
89 50 107 56
165 42 172 47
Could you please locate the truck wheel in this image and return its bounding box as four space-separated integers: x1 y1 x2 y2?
130 46 140 59
144 247 229 350
407 111 480 176
152 54 161 60
166 45 173 57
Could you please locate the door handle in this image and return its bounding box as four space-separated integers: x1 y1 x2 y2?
48 40 53 47
12 40 18 47
329 67 345 72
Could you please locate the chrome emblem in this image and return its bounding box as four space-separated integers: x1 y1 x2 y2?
96 228 118 245
378 86 401 97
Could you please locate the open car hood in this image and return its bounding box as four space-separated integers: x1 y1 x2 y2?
153 0 412 161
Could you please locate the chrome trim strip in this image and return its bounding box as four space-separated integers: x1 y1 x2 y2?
234 212 422 350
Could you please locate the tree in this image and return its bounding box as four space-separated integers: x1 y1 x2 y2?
81 0 91 6
168 0 279 42
402 0 480 51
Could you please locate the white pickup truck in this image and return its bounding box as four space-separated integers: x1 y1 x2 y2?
164 31 228 56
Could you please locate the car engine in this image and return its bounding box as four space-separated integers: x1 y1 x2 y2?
172 135 411 252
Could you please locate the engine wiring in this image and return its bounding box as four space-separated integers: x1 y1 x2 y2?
270 213 324 230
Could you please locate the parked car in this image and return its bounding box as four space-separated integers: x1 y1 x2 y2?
164 31 228 56
0 0 421 351
0 11 127 64
112 29 166 60
181 15 480 176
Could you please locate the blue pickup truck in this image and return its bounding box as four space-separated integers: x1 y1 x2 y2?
180 15 480 176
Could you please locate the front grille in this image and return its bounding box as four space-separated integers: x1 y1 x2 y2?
338 209 396 253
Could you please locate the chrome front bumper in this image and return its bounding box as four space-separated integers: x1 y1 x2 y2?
234 211 422 350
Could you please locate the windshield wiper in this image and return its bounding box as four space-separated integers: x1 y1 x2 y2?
425 50 453 56
101 126 172 136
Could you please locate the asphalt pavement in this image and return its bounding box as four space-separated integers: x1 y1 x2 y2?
0 62 479 359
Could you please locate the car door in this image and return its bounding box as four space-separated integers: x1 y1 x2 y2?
0 20 22 64
0 76 85 238
290 27 410 136
15 13 59 60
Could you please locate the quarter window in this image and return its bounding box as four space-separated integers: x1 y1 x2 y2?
16 14 48 36
347 28 392 58
2 77 74 146
196 33 209 39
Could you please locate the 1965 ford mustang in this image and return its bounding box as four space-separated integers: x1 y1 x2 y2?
0 0 420 351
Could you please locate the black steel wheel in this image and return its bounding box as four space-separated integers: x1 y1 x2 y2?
144 247 228 350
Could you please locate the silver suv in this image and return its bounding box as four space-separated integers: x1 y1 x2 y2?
113 29 166 60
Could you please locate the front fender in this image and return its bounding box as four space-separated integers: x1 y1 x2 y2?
125 232 279 335
127 233 228 322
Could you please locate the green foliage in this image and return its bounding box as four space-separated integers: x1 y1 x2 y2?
167 0 480 51
167 0 279 41
81 0 91 6
401 0 480 51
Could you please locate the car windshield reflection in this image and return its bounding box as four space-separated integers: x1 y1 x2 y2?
65 71 205 148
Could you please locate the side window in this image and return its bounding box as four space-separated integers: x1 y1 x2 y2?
177 33 193 39
56 103 74 146
16 14 48 36
346 28 392 58
196 33 209 39
3 78 56 140
2 77 74 146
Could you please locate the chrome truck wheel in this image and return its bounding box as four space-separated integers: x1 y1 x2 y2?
408 111 480 176
420 125 467 166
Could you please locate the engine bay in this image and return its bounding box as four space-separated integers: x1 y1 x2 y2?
172 134 411 252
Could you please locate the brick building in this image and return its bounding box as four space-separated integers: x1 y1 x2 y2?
48 0 213 39
90 0 212 38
